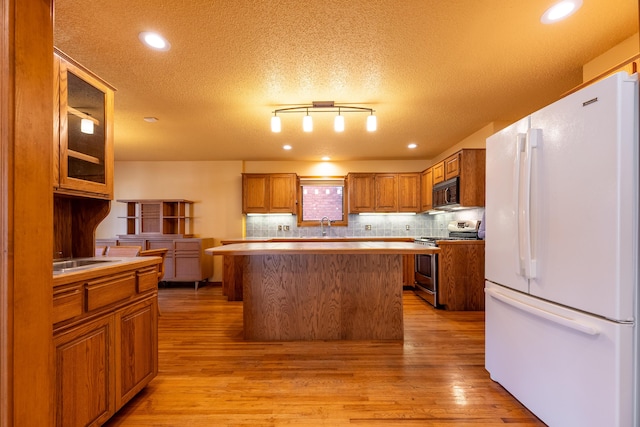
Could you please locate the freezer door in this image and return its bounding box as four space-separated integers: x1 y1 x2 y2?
485 282 634 427
485 117 530 293
528 72 637 321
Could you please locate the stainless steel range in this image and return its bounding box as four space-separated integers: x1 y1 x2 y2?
414 220 480 307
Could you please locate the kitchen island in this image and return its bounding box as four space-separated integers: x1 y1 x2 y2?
206 241 439 341
218 237 417 301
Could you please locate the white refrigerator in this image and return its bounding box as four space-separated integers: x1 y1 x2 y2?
485 71 638 427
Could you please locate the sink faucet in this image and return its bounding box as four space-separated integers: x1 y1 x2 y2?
320 216 331 237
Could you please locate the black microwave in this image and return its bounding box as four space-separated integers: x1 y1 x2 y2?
433 177 459 209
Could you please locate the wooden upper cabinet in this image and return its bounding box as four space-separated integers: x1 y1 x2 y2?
269 174 297 213
347 173 375 213
420 168 433 211
432 161 445 184
242 174 270 212
242 173 296 214
348 172 420 213
54 49 115 199
397 173 420 212
456 149 486 207
374 174 398 212
444 153 460 181
429 149 486 208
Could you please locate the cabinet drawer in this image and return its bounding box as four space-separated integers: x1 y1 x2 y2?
174 241 201 251
137 267 158 293
147 240 173 251
86 272 136 311
53 284 83 324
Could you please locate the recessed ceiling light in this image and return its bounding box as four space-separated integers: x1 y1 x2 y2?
408 143 417 149
541 0 582 24
143 117 159 123
321 156 331 161
283 145 292 150
139 31 171 51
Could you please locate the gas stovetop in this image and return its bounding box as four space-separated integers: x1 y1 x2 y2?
414 220 481 243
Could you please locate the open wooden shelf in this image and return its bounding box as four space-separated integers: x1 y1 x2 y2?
116 199 194 237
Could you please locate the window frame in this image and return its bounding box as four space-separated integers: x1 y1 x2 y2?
296 176 348 227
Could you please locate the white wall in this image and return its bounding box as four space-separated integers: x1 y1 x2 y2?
97 161 244 281
583 33 639 82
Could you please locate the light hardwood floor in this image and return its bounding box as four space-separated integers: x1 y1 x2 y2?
104 284 545 427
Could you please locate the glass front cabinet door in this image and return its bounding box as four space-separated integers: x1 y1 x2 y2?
54 49 115 199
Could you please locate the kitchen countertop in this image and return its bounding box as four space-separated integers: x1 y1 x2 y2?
207 241 440 256
53 256 162 286
220 236 416 244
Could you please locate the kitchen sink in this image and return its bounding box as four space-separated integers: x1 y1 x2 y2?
53 258 115 274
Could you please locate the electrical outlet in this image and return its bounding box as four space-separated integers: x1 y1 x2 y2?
405 225 410 230
278 225 282 231
365 224 372 231
284 225 290 231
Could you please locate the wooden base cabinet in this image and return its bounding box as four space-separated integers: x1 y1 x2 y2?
54 315 115 427
402 254 415 287
437 241 485 311
116 298 158 408
53 260 160 427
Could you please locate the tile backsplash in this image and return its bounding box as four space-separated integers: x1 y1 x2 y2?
245 208 485 239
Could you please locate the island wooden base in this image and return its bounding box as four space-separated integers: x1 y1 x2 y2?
243 253 404 341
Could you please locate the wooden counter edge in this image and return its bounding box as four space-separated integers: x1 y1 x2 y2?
206 241 441 256
53 256 162 286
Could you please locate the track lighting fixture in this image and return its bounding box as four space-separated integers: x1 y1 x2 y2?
271 101 376 133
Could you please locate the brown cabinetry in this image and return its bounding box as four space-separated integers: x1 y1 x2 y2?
420 168 433 211
402 254 415 287
432 149 486 208
53 49 115 259
437 241 485 310
374 173 398 212
348 173 420 213
54 49 115 199
444 153 460 180
432 162 445 184
398 173 421 212
347 173 375 213
242 173 297 214
433 153 461 184
53 261 159 427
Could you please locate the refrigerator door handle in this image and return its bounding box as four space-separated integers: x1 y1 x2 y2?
485 287 600 336
515 133 526 276
522 128 540 279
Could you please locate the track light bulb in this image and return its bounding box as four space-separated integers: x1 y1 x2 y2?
303 115 313 132
366 114 377 132
271 116 281 132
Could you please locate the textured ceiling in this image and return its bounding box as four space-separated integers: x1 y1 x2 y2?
53 0 638 162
